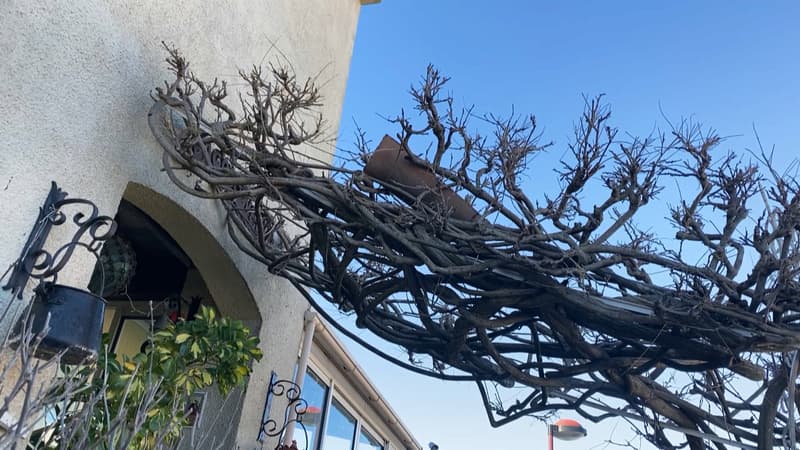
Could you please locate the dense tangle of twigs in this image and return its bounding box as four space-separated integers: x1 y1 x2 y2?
149 46 800 450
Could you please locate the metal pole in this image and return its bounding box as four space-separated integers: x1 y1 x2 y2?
282 309 317 445
547 425 554 450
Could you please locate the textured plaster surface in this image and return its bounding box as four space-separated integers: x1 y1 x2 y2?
0 0 362 447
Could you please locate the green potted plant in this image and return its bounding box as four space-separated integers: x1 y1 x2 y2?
28 306 263 449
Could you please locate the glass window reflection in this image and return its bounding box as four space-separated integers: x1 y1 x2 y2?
358 427 384 450
291 367 386 450
295 369 328 450
323 397 357 450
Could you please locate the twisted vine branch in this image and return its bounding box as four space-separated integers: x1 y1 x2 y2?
148 46 800 450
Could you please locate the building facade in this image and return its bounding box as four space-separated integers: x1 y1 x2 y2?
0 1 419 449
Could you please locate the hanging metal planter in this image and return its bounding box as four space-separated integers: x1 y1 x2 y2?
3 182 116 364
21 283 106 364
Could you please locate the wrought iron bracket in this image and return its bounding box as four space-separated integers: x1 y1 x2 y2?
258 372 309 447
2 182 117 298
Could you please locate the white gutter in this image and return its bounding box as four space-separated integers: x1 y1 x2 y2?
282 309 318 445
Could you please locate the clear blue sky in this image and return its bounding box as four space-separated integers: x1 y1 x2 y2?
335 2 799 449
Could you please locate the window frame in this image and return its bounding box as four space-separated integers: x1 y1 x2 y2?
299 367 332 450
302 362 387 450
356 422 386 450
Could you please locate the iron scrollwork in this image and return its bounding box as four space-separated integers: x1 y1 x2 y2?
258 372 309 450
2 181 117 298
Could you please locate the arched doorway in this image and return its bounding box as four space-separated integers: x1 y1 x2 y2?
94 198 219 359
92 182 263 448
101 183 260 318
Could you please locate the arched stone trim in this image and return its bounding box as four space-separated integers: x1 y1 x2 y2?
122 182 261 328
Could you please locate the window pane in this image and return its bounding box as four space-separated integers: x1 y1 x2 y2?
323 398 357 450
358 428 384 450
296 370 328 450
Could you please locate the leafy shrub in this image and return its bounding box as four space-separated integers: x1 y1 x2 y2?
29 306 263 449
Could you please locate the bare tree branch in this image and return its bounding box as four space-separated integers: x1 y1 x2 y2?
148 45 800 449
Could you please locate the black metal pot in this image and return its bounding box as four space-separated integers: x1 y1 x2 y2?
18 283 106 364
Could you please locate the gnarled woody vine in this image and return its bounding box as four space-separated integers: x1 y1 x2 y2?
148 45 800 450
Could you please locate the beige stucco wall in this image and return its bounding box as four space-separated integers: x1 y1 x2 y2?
0 0 363 447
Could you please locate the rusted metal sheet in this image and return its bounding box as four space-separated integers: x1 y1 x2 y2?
364 135 480 221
